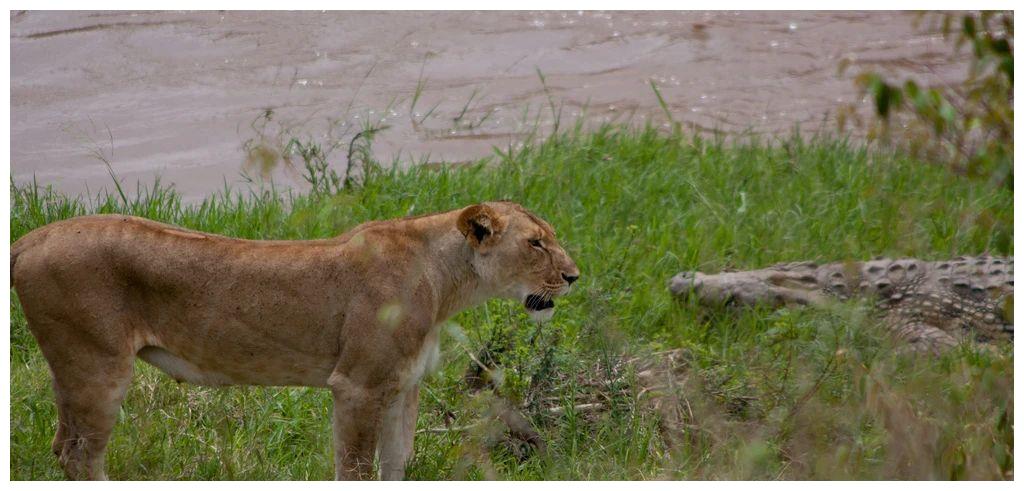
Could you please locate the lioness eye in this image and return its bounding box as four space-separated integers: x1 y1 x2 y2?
529 238 543 248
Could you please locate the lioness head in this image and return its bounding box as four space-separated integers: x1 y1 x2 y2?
457 202 580 322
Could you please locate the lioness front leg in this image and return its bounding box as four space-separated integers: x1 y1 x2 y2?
378 384 420 480
329 375 388 480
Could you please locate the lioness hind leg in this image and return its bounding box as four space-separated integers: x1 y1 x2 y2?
50 355 134 481
50 356 134 480
30 319 136 481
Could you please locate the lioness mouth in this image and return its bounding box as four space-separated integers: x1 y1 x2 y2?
524 294 555 311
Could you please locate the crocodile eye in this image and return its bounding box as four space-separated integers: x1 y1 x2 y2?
529 238 543 249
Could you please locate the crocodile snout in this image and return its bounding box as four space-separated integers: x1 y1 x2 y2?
668 271 703 297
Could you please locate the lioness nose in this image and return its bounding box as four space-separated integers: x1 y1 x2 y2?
562 273 579 285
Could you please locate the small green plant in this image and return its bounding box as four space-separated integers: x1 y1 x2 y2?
283 138 342 196
840 12 1013 189
342 122 390 189
241 108 392 197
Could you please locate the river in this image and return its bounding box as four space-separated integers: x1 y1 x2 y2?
11 11 968 202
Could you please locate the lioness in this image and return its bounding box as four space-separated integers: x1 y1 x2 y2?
11 201 579 480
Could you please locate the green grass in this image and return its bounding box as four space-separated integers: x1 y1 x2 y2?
9 125 1013 480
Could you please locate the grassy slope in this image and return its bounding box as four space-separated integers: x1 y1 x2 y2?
9 126 1014 480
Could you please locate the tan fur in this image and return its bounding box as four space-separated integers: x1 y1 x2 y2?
11 201 579 480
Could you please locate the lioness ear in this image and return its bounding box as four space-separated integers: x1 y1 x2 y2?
457 204 505 250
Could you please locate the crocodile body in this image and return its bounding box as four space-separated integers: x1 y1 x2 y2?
668 255 1013 352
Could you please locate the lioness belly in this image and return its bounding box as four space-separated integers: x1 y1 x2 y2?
137 344 335 387
137 346 238 386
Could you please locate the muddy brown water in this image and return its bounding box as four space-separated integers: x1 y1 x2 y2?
11 11 968 202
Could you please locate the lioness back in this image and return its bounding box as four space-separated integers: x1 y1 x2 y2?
12 214 361 387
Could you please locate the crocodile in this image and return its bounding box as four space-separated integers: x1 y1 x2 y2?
668 255 1013 353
